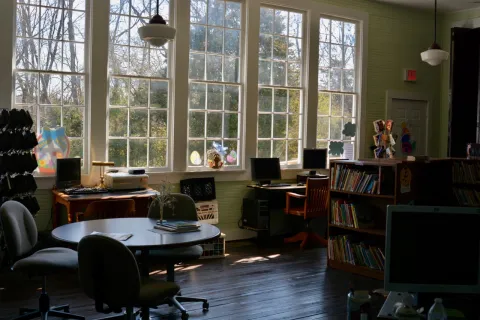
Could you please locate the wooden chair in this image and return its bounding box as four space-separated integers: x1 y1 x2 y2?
76 199 136 221
284 178 329 249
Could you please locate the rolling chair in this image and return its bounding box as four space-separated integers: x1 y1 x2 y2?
284 178 329 249
144 193 209 318
78 234 180 320
0 200 85 320
76 199 136 221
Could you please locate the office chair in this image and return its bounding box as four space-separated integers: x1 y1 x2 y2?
284 178 329 249
0 201 85 320
78 234 180 320
144 193 209 316
76 199 136 221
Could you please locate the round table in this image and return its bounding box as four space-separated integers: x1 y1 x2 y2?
51 217 221 249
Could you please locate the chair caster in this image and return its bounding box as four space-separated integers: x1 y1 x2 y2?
181 311 189 320
203 302 209 310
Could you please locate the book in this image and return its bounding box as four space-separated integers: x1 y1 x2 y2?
157 220 200 228
154 224 200 233
328 235 385 271
91 231 133 241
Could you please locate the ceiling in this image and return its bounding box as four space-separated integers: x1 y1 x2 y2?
375 0 480 12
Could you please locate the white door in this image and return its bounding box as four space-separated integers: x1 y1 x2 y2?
390 98 428 156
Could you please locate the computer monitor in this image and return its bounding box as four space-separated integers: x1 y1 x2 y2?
56 158 81 189
303 148 327 176
385 205 480 294
251 158 281 185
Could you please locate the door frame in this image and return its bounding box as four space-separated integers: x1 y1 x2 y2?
385 90 432 156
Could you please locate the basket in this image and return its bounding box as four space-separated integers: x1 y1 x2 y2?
195 200 219 224
180 177 216 202
199 233 225 259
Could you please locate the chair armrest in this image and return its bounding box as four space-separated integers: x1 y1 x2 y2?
285 192 307 214
286 192 307 199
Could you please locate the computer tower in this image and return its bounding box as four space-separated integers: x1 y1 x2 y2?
242 198 269 230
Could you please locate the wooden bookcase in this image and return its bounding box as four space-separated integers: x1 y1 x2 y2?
327 159 424 280
327 158 480 280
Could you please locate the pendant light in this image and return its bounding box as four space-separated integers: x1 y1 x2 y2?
138 0 176 47
421 0 449 66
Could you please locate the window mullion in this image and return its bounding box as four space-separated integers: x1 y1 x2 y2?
0 0 15 109
305 10 319 149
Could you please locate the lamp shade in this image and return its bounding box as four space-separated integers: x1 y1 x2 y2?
138 24 176 47
420 49 449 66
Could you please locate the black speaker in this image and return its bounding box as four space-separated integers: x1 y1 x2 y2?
242 198 269 230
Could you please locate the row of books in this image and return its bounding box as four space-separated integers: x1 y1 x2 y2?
331 165 379 194
452 161 480 184
453 188 480 207
154 220 201 233
328 235 385 271
331 199 359 228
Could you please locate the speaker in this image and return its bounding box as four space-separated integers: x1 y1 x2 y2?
242 198 269 230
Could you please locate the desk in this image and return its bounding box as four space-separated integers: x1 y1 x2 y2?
51 189 158 228
243 184 306 237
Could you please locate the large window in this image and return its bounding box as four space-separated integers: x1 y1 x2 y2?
107 0 171 169
317 17 357 161
257 7 303 166
187 0 243 168
14 0 87 160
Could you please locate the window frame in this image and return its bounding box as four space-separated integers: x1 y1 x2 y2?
316 15 361 164
256 4 306 169
186 0 246 172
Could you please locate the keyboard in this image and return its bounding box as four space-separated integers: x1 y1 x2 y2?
265 183 291 187
63 187 109 195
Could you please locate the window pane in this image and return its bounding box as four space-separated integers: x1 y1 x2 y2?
130 139 147 167
317 117 328 140
109 140 127 167
63 75 85 105
130 79 148 108
259 34 272 59
288 113 299 139
109 108 128 137
258 140 271 158
344 94 354 118
16 38 39 69
258 60 271 85
273 114 286 138
289 12 302 38
344 22 356 46
151 81 168 108
259 88 272 112
273 10 288 35
110 78 129 106
188 0 243 167
149 139 167 167
63 107 84 137
39 106 61 129
69 139 83 159
40 74 62 105
331 94 342 116
330 118 342 140
287 140 299 163
272 62 286 86
273 140 286 162
150 110 168 138
288 38 301 61
274 89 287 112
258 114 272 138
150 49 168 78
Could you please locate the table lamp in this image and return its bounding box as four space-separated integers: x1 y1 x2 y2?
92 161 115 188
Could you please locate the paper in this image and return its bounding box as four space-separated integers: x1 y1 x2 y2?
91 231 133 241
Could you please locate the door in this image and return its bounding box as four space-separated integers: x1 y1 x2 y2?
390 98 428 156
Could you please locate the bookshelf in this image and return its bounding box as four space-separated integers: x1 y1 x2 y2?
327 159 421 280
451 159 480 207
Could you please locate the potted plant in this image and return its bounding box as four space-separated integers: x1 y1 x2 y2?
152 180 176 224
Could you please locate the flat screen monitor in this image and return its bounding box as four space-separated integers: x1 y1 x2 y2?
303 148 327 175
56 158 81 189
385 205 480 294
251 158 281 185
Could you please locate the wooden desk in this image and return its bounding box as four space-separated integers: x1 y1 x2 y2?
247 184 307 191
52 189 158 228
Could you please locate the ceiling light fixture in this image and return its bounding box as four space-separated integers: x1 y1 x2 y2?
138 0 176 47
421 0 449 66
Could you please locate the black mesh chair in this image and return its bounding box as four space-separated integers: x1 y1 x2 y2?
0 200 85 320
145 193 209 318
78 234 180 320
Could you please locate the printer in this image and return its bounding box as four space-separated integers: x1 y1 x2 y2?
104 172 149 190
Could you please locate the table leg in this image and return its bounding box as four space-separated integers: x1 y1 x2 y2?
140 249 150 319
66 203 73 224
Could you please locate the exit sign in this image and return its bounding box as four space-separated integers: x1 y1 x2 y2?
404 69 417 82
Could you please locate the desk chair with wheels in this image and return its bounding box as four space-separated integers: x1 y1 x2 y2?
284 178 329 249
145 193 209 317
76 199 136 221
78 234 180 320
0 201 85 320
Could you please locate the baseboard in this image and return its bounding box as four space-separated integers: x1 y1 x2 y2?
220 227 257 241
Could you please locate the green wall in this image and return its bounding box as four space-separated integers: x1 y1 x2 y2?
317 0 442 157
439 8 480 156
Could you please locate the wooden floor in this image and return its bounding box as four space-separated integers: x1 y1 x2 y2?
0 241 382 320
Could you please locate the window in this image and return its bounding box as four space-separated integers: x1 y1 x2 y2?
257 7 303 166
14 0 87 160
187 0 243 168
107 0 171 169
317 17 357 161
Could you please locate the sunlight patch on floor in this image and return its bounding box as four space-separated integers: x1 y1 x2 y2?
232 254 282 265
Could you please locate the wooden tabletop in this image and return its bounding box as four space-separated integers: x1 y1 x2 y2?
52 188 158 201
247 184 307 190
51 218 221 249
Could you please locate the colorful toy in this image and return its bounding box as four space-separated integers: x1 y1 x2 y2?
35 127 70 174
372 119 395 159
400 122 416 154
